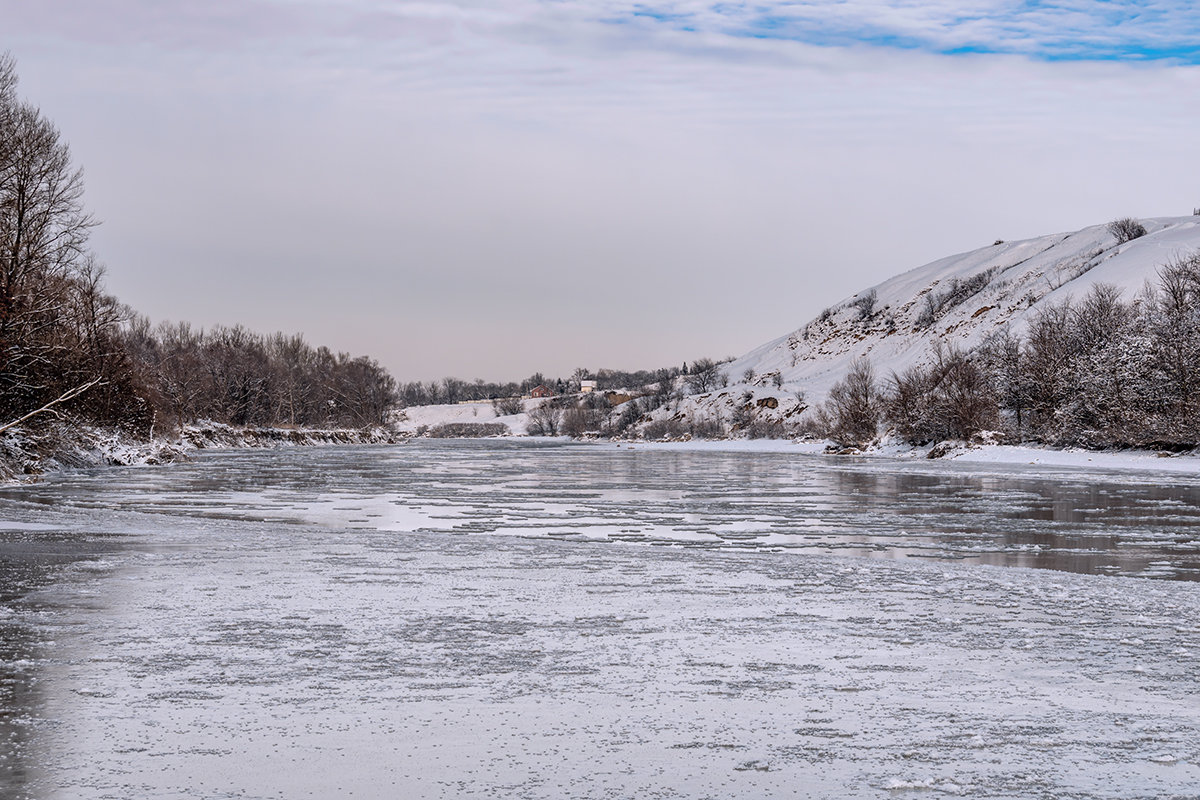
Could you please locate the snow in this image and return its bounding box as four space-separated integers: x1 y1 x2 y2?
393 399 530 435
526 436 1200 478
935 443 1200 475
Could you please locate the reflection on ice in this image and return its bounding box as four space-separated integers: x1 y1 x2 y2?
5 439 1199 580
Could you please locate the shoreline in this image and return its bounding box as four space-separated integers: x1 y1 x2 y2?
550 436 1200 476
0 420 400 483
7 417 1200 484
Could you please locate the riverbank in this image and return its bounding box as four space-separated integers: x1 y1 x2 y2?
607 436 1200 475
0 419 401 482
393 399 1200 476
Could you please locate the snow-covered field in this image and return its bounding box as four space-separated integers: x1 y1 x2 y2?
2 441 1200 799
393 399 530 436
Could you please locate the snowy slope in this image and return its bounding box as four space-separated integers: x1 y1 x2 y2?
688 216 1200 421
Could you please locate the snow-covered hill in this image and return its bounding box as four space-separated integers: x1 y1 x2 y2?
671 215 1200 426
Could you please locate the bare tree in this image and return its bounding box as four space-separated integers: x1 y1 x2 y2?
0 54 104 424
978 329 1027 434
824 358 880 447
686 358 720 394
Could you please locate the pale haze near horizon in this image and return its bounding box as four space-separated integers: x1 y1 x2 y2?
4 1 1198 383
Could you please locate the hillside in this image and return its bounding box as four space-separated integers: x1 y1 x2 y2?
662 215 1200 430
391 215 1200 446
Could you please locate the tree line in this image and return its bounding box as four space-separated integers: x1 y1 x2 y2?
398 361 727 407
0 55 396 437
818 252 1200 451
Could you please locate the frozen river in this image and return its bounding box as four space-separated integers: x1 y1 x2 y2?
2 440 1199 798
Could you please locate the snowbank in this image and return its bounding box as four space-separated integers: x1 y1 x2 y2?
0 419 400 483
0 421 185 481
601 436 1200 476
389 396 1200 478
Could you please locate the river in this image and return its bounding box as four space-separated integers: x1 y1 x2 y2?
2 440 1198 798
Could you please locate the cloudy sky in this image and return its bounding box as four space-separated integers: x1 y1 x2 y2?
5 1 1198 382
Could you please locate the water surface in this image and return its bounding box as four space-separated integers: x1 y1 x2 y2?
3 441 1200 799
6 439 1200 580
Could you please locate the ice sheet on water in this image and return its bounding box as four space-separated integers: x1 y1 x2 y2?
0 495 1197 799
8 440 1200 579
3 442 1200 799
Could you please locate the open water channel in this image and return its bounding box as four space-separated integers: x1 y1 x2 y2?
2 440 1199 798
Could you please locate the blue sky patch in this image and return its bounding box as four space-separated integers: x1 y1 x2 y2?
594 1 1200 64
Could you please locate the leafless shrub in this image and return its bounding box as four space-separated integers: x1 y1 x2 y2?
492 396 523 416
745 417 786 439
688 416 725 439
525 404 562 436
643 418 687 440
792 410 826 440
561 406 604 437
1107 217 1147 244
851 288 877 319
884 345 997 444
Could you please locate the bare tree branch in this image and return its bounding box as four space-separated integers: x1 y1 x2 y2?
0 376 103 435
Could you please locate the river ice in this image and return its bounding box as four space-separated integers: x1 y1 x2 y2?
2 441 1200 798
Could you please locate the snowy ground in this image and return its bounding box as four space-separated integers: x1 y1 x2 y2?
576 437 1200 478
2 442 1200 799
393 400 529 435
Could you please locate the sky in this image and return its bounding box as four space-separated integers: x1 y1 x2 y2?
4 0 1199 382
